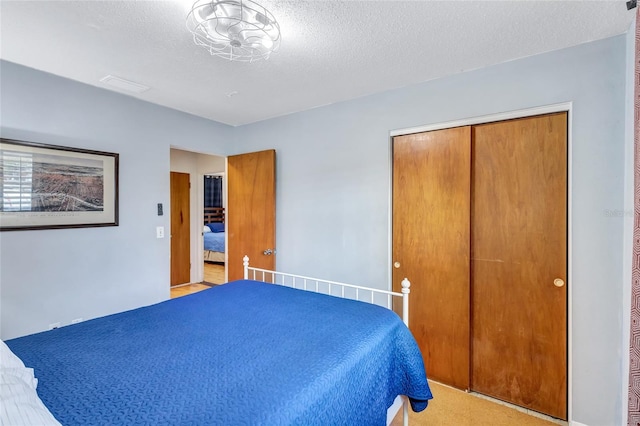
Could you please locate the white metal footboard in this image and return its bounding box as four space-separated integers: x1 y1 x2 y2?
242 255 411 326
242 255 412 426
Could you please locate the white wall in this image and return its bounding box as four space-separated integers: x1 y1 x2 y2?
0 33 632 426
232 36 629 426
0 60 233 340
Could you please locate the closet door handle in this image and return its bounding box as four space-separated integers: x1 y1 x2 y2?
553 278 565 288
394 262 401 269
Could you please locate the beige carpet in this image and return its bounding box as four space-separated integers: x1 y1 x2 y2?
390 382 562 426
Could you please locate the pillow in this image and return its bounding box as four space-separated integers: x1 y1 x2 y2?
1 340 37 389
0 340 61 425
203 225 212 233
1 371 62 425
1 339 26 370
206 222 225 233
2 367 37 389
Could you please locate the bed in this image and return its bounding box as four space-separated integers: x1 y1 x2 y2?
203 206 225 263
3 257 432 425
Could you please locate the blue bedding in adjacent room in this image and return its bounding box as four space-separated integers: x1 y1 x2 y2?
6 280 432 426
204 230 224 252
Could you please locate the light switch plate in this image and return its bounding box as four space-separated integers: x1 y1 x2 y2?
156 226 164 239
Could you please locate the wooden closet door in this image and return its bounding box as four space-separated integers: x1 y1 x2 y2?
393 126 471 390
471 113 567 419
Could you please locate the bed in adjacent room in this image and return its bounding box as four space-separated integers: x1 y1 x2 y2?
203 222 225 263
3 258 432 426
203 206 225 263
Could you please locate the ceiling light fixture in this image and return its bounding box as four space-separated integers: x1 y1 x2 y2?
186 0 281 62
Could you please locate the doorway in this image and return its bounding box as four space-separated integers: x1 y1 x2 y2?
170 148 225 287
169 148 276 286
203 174 226 285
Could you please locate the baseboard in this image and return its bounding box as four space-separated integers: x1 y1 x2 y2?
570 422 589 426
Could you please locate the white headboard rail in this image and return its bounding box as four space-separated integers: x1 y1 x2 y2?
242 255 411 326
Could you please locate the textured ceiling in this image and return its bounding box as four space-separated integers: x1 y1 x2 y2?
0 0 635 126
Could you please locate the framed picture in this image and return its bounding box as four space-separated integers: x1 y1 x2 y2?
0 138 119 231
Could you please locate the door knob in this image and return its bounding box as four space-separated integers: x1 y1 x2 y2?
394 262 400 269
264 249 273 255
553 278 565 288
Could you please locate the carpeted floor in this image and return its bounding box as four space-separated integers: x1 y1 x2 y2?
391 381 562 426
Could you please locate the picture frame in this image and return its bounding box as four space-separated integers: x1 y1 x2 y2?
0 138 119 231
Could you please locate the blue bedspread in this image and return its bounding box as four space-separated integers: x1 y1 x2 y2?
6 280 432 425
204 231 225 252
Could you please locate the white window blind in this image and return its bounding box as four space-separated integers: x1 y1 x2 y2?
1 151 33 212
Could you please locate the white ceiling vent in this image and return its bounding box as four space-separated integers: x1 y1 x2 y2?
99 75 150 94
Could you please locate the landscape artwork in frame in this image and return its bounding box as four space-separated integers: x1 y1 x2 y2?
0 138 119 231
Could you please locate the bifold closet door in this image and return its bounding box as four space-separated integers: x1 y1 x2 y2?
471 112 567 419
392 126 471 390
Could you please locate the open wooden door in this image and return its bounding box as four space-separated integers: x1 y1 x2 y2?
227 150 276 281
170 171 190 286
